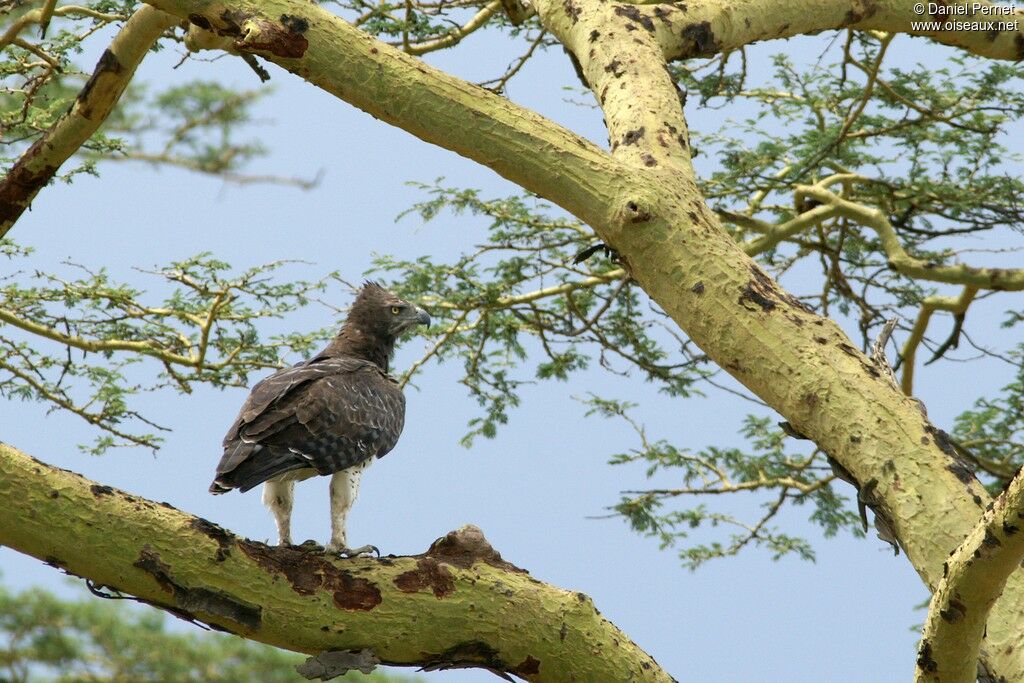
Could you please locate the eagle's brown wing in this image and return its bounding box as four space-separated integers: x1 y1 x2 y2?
210 356 405 493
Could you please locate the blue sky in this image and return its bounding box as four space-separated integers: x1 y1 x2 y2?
2 17 1019 682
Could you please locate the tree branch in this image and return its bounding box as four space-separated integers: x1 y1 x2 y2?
131 0 1024 677
0 6 177 239
0 442 674 682
611 0 1024 62
797 182 1024 291
915 466 1024 683
900 286 978 395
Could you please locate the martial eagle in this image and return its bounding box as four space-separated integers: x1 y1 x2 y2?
209 282 430 556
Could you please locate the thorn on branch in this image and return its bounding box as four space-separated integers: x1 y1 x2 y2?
924 312 965 366
573 242 620 265
242 54 271 82
778 421 810 440
85 578 129 599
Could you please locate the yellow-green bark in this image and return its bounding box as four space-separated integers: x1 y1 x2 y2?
0 443 673 682
128 0 1024 677
1 0 1021 676
916 467 1024 683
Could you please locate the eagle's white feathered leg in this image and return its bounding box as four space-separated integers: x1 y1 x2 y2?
263 478 295 546
328 462 375 556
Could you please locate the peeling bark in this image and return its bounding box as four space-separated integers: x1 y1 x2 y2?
0 443 674 682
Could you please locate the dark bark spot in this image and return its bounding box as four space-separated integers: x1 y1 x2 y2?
559 622 568 641
641 153 658 167
940 597 966 623
189 518 235 562
691 281 704 294
91 484 115 497
622 127 645 145
605 59 625 77
680 21 720 56
844 3 877 24
49 490 59 498
850 435 862 443
738 266 780 313
134 548 261 629
0 138 58 225
983 528 1002 549
332 574 383 611
739 283 775 311
564 48 588 89
589 29 600 41
782 292 815 313
624 200 651 223
189 13 212 29
974 494 984 507
239 17 309 59
514 655 541 676
837 342 858 357
613 5 655 32
563 0 581 22
814 336 827 344
393 557 455 598
76 49 123 118
653 5 673 21
945 458 976 484
1003 521 1020 535
421 641 511 676
238 541 381 610
280 14 308 33
219 9 246 35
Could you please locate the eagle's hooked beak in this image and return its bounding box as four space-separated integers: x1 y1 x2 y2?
393 306 431 336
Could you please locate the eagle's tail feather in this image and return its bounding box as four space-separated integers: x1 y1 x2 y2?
209 446 308 494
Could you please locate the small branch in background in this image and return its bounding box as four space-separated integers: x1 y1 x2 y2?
900 287 978 395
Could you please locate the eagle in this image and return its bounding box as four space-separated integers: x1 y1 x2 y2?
209 282 430 556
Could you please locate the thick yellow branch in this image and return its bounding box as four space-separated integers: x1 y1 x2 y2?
915 467 1024 683
0 442 674 682
615 0 1024 62
0 6 176 239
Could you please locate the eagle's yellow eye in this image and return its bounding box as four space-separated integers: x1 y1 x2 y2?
391 306 401 314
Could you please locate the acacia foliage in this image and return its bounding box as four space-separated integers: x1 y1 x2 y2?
1 5 1023 571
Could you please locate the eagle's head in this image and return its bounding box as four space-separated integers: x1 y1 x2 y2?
347 281 431 340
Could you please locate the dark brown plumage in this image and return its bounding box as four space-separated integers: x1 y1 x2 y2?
209 282 430 553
